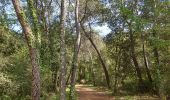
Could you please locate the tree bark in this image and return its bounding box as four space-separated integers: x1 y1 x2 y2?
141 33 153 84
69 0 81 99
27 0 41 46
12 0 40 99
143 43 153 83
114 46 120 94
80 23 111 89
59 0 67 99
153 32 161 96
128 24 144 90
66 69 71 85
78 64 82 82
30 48 41 100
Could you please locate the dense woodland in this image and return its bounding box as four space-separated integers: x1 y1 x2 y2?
0 0 170 100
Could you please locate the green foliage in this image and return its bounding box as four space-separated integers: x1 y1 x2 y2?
0 25 30 99
149 37 170 49
7 48 31 97
0 0 170 99
0 73 19 98
0 26 22 56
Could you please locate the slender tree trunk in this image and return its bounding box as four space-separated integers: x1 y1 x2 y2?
129 25 144 91
141 33 153 84
143 43 153 83
80 23 111 89
66 69 71 85
152 1 163 97
69 0 81 99
88 49 96 86
78 64 83 82
114 57 118 93
153 32 161 96
59 0 67 99
131 39 143 86
82 66 86 80
12 0 40 99
114 46 119 94
91 64 96 86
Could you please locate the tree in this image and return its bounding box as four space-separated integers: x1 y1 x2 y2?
141 32 153 85
59 0 67 99
128 22 144 91
69 0 81 99
12 0 41 99
2 0 170 99
80 23 111 89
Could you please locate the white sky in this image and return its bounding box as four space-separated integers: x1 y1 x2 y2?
92 24 111 37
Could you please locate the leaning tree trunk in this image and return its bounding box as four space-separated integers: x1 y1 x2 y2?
80 23 111 89
59 0 67 100
12 0 40 100
141 33 153 84
69 0 81 99
129 25 144 91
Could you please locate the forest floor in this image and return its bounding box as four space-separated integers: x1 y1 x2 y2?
76 84 113 100
75 84 159 100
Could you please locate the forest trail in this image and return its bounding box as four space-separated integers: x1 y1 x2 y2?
76 84 114 100
75 85 159 100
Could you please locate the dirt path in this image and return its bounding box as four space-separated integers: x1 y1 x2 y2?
75 85 159 100
76 84 114 100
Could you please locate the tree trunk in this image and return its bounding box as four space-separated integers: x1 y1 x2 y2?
12 0 40 99
141 33 153 84
153 32 161 96
113 46 120 94
59 0 67 99
129 25 144 91
66 69 71 85
27 0 41 46
91 64 96 86
69 0 81 99
152 1 162 97
30 48 41 100
78 65 82 82
143 43 153 83
80 23 111 89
